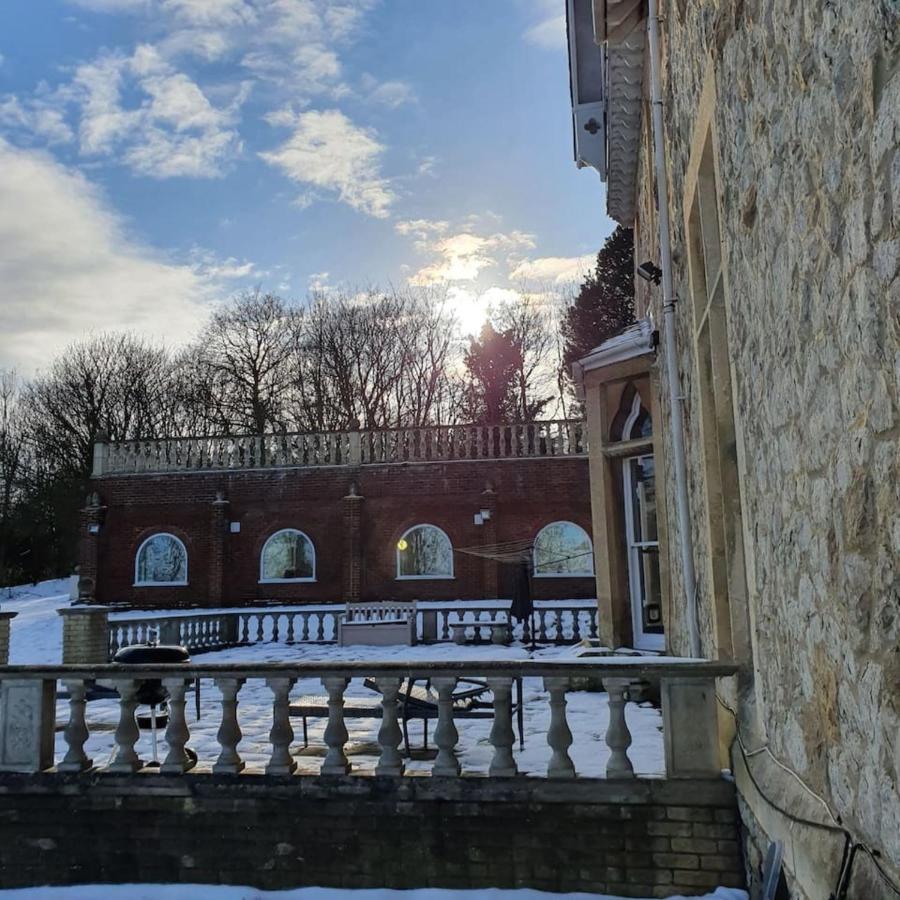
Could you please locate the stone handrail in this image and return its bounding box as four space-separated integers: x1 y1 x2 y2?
0 658 737 779
93 420 588 475
107 603 600 658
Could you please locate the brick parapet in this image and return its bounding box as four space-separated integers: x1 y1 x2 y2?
58 607 110 664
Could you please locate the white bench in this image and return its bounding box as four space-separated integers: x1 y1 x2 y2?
338 601 417 647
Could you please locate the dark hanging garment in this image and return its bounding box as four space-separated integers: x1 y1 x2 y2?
510 561 533 623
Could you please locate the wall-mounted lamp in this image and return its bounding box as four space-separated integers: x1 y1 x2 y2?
473 514 484 526
229 522 241 534
636 261 663 285
479 509 492 521
87 524 100 535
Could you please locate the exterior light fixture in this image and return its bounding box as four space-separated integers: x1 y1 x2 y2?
480 509 492 520
229 522 241 534
87 524 100 535
637 261 663 285
397 538 408 551
474 514 484 526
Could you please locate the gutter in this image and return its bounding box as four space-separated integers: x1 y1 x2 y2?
647 0 701 657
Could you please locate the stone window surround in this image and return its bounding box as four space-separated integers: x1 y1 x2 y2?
395 523 455 581
533 520 596 578
258 528 317 585
133 532 188 588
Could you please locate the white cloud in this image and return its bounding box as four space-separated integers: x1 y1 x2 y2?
260 108 394 218
360 74 415 109
0 96 74 145
508 254 595 284
0 139 240 374
67 45 244 177
402 222 536 285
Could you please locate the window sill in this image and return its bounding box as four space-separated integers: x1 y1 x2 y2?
133 582 188 588
258 578 317 584
532 573 595 579
395 576 456 581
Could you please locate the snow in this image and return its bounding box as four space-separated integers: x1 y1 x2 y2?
0 888 749 900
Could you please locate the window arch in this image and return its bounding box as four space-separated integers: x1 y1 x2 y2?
533 521 594 577
135 533 188 586
396 524 454 579
610 383 652 442
260 529 316 582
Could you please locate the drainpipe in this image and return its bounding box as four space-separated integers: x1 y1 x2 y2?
646 0 701 658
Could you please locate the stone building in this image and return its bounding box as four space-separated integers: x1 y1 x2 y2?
568 0 899 897
79 423 595 608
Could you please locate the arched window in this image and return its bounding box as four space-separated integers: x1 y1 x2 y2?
396 524 454 579
135 533 188 586
533 522 594 577
260 529 316 582
610 383 652 442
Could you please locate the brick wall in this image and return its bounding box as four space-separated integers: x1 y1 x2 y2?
84 458 596 608
0 773 744 896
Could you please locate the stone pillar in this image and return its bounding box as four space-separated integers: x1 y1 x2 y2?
0 679 56 772
91 430 109 477
209 490 230 606
0 612 17 665
58 606 111 664
480 481 499 599
77 492 106 604
343 482 364 603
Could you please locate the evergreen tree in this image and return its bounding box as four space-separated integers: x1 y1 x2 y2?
561 226 636 373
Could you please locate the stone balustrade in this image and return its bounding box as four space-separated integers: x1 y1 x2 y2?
0 658 736 779
107 602 600 658
94 420 588 476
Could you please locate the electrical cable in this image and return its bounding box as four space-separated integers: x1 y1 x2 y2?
716 694 900 898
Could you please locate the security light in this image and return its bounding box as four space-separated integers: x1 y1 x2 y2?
637 261 663 285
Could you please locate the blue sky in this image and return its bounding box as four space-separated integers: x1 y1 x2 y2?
0 0 614 375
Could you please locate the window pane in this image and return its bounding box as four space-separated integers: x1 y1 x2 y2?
628 456 658 543
534 522 593 575
262 531 314 580
137 535 186 584
398 526 452 577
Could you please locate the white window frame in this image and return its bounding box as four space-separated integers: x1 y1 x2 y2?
259 528 317 584
134 532 188 587
533 520 595 578
622 393 664 651
395 524 455 580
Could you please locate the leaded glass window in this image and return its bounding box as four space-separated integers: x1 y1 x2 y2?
135 533 188 585
533 522 594 576
396 525 453 578
260 529 315 581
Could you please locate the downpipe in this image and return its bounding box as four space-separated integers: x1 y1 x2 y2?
647 0 701 658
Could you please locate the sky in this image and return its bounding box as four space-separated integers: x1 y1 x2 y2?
0 0 614 376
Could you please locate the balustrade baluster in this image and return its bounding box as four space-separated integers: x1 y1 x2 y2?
271 614 280 643
321 676 351 775
286 614 295 645
301 613 311 642
543 677 575 778
161 678 194 773
440 611 450 641
59 679 92 772
266 677 297 775
240 615 250 643
108 679 144 772
521 614 531 645
256 615 264 644
538 611 549 642
375 677 405 776
316 613 326 642
571 612 583 642
431 676 460 776
108 629 120 657
603 679 635 778
212 677 245 774
487 677 517 776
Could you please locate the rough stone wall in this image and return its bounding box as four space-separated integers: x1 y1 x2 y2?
87 459 595 607
632 0 899 895
0 774 742 897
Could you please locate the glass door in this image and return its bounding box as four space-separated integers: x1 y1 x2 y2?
623 454 665 651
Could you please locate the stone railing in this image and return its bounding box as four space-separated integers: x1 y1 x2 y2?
107 602 600 658
0 658 736 779
94 420 588 476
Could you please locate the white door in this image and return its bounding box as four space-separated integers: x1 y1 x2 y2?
623 454 665 651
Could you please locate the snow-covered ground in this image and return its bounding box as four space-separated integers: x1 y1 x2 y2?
0 582 746 900
0 887 748 900
3 580 665 777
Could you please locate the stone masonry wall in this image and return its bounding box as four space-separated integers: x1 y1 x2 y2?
0 774 743 897
632 0 899 896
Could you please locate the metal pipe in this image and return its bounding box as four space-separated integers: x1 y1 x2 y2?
646 0 701 657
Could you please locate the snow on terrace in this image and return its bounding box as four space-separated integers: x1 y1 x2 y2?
2 582 666 778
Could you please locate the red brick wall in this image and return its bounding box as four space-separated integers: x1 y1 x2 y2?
84 459 595 609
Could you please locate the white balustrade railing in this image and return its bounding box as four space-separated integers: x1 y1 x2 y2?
108 603 599 658
0 659 736 780
95 420 587 475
